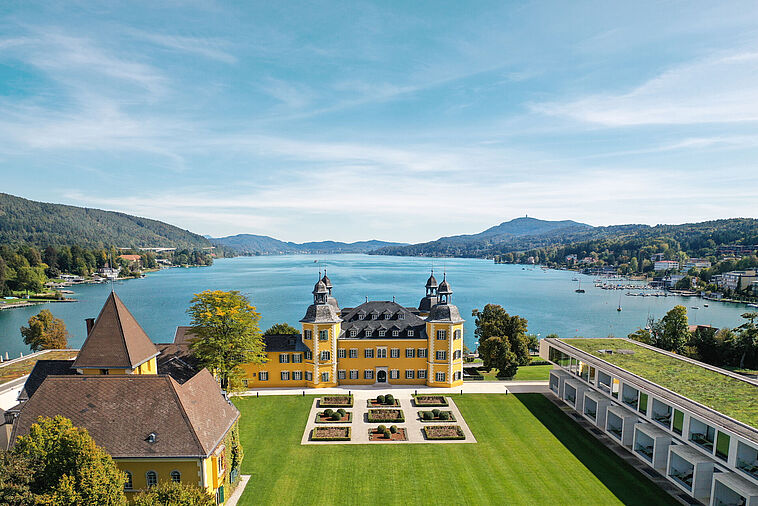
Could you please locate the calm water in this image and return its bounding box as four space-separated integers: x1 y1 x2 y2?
0 255 752 358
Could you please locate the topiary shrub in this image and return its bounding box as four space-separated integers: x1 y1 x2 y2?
330 413 341 421
384 394 394 404
377 425 386 433
432 408 441 417
439 411 450 420
384 428 391 439
376 395 385 404
422 411 433 421
337 408 346 416
324 408 334 417
390 425 397 434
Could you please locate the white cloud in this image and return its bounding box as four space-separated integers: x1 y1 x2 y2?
128 31 237 64
533 51 758 125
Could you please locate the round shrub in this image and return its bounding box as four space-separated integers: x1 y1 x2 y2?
432 408 441 417
330 413 341 421
439 411 450 420
337 408 346 416
422 411 433 421
324 408 334 417
384 429 391 439
384 394 394 404
390 425 397 434
377 425 387 433
376 395 385 404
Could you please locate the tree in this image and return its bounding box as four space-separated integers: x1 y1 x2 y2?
472 304 530 365
15 265 46 295
133 481 214 506
10 415 126 505
479 336 518 379
264 322 300 335
0 450 34 504
674 276 692 290
187 290 265 390
21 309 69 351
735 312 758 369
628 328 653 345
659 305 689 354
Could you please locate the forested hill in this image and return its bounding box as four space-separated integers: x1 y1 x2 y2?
212 234 406 255
0 193 210 249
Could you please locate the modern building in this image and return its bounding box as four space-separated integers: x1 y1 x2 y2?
235 271 465 388
654 260 681 272
684 258 712 271
716 270 758 292
3 292 240 503
542 337 758 506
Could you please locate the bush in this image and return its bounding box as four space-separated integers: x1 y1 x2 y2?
422 411 433 421
390 425 397 434
439 411 450 420
377 425 387 433
330 413 341 421
529 359 550 366
384 429 391 439
324 408 334 417
384 394 394 404
337 408 346 416
432 408 441 417
376 395 385 404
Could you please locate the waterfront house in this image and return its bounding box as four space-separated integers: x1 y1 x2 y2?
542 337 758 505
654 260 681 272
716 270 758 292
684 258 712 270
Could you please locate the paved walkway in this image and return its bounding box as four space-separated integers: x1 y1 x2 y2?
224 475 250 506
301 393 476 445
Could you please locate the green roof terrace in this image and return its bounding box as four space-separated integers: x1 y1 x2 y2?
557 338 758 431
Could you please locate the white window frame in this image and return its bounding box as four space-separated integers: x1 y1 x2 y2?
350 329 358 337
305 350 312 360
418 369 427 379
371 312 379 320
320 350 331 361
398 313 405 320
350 348 358 358
436 350 447 360
279 354 289 363
378 329 386 337
281 371 290 381
377 347 387 358
170 470 181 483
364 369 374 380
454 371 462 380
350 370 358 379
146 471 157 488
338 349 346 359
303 329 312 340
454 329 462 340
321 372 329 382
292 354 302 363
406 348 415 358
407 330 414 337
437 330 447 340
338 370 346 380
436 372 446 382
293 371 302 380
124 471 133 490
405 369 414 379
319 329 329 341
392 330 399 337
305 371 313 381
365 329 373 337
390 369 399 379
384 312 392 320
390 348 399 358
259 372 268 381
365 349 374 358
418 348 427 358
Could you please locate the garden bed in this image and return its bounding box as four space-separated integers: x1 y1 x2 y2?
418 409 456 422
315 408 352 423
367 409 405 423
319 395 354 408
413 395 449 407
311 426 351 441
367 394 400 407
423 425 465 440
368 425 407 442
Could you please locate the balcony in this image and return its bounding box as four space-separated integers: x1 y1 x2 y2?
667 444 717 503
737 441 758 481
633 423 672 471
583 390 611 428
711 472 758 506
606 405 638 447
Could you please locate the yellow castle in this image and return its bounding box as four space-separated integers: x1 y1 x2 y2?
240 271 465 388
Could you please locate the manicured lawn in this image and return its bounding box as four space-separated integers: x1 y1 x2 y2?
565 338 758 428
473 364 552 381
0 350 78 385
234 394 677 505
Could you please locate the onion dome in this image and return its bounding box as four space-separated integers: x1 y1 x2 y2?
425 271 438 289
313 279 328 295
438 277 452 296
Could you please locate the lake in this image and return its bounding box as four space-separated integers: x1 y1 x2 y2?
0 254 752 359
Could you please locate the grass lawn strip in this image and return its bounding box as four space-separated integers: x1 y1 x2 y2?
412 395 448 407
236 394 678 505
367 408 405 423
424 425 465 440
565 338 758 428
311 426 350 441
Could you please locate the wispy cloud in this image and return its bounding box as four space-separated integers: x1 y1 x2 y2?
128 30 237 64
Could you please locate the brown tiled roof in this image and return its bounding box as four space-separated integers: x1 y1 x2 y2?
73 292 159 370
173 326 195 345
10 370 239 458
155 343 200 384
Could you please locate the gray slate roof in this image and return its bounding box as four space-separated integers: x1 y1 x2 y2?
340 301 427 339
300 303 341 323
264 334 308 352
427 303 464 323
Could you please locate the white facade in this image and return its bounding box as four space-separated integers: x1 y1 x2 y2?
654 260 680 272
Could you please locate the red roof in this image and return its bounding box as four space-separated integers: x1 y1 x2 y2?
119 254 142 261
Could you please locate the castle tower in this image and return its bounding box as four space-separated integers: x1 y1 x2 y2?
322 269 340 312
300 276 341 387
425 274 464 387
417 270 438 315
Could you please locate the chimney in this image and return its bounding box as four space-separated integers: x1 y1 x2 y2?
85 318 95 335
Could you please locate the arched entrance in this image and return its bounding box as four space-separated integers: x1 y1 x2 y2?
377 370 387 383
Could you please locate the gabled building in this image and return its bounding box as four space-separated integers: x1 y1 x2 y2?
5 292 240 504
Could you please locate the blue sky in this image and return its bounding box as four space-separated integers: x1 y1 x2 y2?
1 1 757 243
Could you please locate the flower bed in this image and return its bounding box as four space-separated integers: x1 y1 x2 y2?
367 409 405 423
367 394 400 407
319 395 354 408
423 425 465 440
368 426 407 442
311 426 351 441
315 408 352 423
418 410 456 422
413 395 449 407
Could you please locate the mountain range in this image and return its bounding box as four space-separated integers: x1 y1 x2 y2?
210 234 406 255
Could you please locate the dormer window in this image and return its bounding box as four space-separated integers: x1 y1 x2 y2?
358 313 365 320
365 329 373 337
371 311 379 320
350 329 358 337
398 313 405 320
383 312 392 320
407 330 414 337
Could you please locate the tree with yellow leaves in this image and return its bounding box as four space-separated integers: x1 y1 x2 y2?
187 290 265 390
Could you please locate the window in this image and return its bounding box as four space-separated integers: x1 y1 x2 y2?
392 330 399 337
418 348 427 358
293 371 302 380
454 371 462 380
454 329 461 340
146 471 157 488
358 313 365 320
436 372 446 382
320 351 331 361
305 371 313 381
377 348 387 358
365 349 374 358
279 353 290 363
124 471 133 490
390 370 399 379
338 349 346 359
436 350 447 360
305 350 312 360
418 369 427 379
350 329 358 337
350 370 358 379
384 313 391 320
672 409 684 435
350 348 358 358
407 330 414 337
406 348 415 358
716 431 730 460
303 330 312 340
405 369 414 379
437 330 447 340
281 371 290 381
259 372 268 381
390 348 399 358
453 350 461 360
319 330 329 341
371 312 379 320
378 330 386 337
365 329 373 337
293 354 302 363
170 470 181 483
364 370 374 380
321 372 329 382
217 453 225 475
338 370 346 380
398 313 405 320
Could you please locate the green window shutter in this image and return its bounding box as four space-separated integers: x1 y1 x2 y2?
673 410 684 435
638 393 648 414
716 432 730 460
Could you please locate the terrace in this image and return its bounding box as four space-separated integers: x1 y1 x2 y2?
712 472 758 506
583 390 611 428
633 423 672 471
667 444 717 502
560 338 758 430
606 405 638 447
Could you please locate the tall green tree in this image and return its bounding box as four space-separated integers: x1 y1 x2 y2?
735 312 758 369
658 305 689 354
478 336 518 379
187 290 265 390
133 481 214 506
0 450 34 504
15 265 46 295
472 304 530 365
21 309 69 351
265 322 300 335
11 415 126 505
